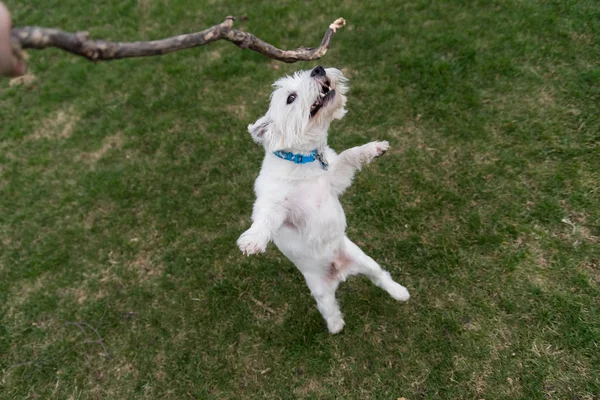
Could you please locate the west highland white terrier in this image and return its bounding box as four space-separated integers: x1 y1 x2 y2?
238 66 410 334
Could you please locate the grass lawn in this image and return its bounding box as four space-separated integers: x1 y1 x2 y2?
1 0 599 398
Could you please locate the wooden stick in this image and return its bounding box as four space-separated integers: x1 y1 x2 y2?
11 17 346 63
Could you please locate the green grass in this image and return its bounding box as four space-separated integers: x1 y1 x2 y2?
1 0 599 398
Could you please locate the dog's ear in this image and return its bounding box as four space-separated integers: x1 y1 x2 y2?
248 115 272 144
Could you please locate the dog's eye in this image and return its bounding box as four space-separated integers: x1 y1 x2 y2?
286 93 297 104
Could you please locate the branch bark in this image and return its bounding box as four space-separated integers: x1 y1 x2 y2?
11 17 346 63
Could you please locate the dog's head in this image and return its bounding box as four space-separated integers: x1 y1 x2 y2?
248 66 348 152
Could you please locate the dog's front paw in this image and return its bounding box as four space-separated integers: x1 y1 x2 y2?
360 141 390 164
371 140 390 158
237 230 267 256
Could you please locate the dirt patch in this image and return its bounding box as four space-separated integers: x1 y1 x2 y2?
29 106 80 140
77 133 124 165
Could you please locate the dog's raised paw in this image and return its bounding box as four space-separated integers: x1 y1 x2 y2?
373 140 390 157
237 232 267 256
360 141 390 164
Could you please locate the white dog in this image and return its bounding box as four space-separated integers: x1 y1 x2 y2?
237 66 410 334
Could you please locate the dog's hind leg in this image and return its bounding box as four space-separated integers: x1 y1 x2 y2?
302 272 345 334
341 237 410 302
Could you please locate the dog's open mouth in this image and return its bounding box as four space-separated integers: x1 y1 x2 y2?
310 78 335 118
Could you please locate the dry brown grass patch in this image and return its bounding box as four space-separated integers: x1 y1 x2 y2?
580 258 600 284
29 106 80 140
84 200 117 231
247 295 289 325
125 227 164 281
468 321 522 397
3 273 51 318
208 49 222 60
129 249 164 280
153 351 168 381
225 103 249 120
558 203 599 245
387 118 432 155
220 333 276 392
9 72 37 87
113 362 138 382
77 133 124 165
293 379 326 397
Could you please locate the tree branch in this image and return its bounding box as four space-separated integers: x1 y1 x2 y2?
10 16 346 63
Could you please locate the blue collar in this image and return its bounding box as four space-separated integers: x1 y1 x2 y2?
273 149 328 170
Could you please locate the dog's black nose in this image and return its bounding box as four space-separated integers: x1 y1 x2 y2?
311 65 326 77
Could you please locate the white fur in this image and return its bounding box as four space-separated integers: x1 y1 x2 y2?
238 67 409 334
